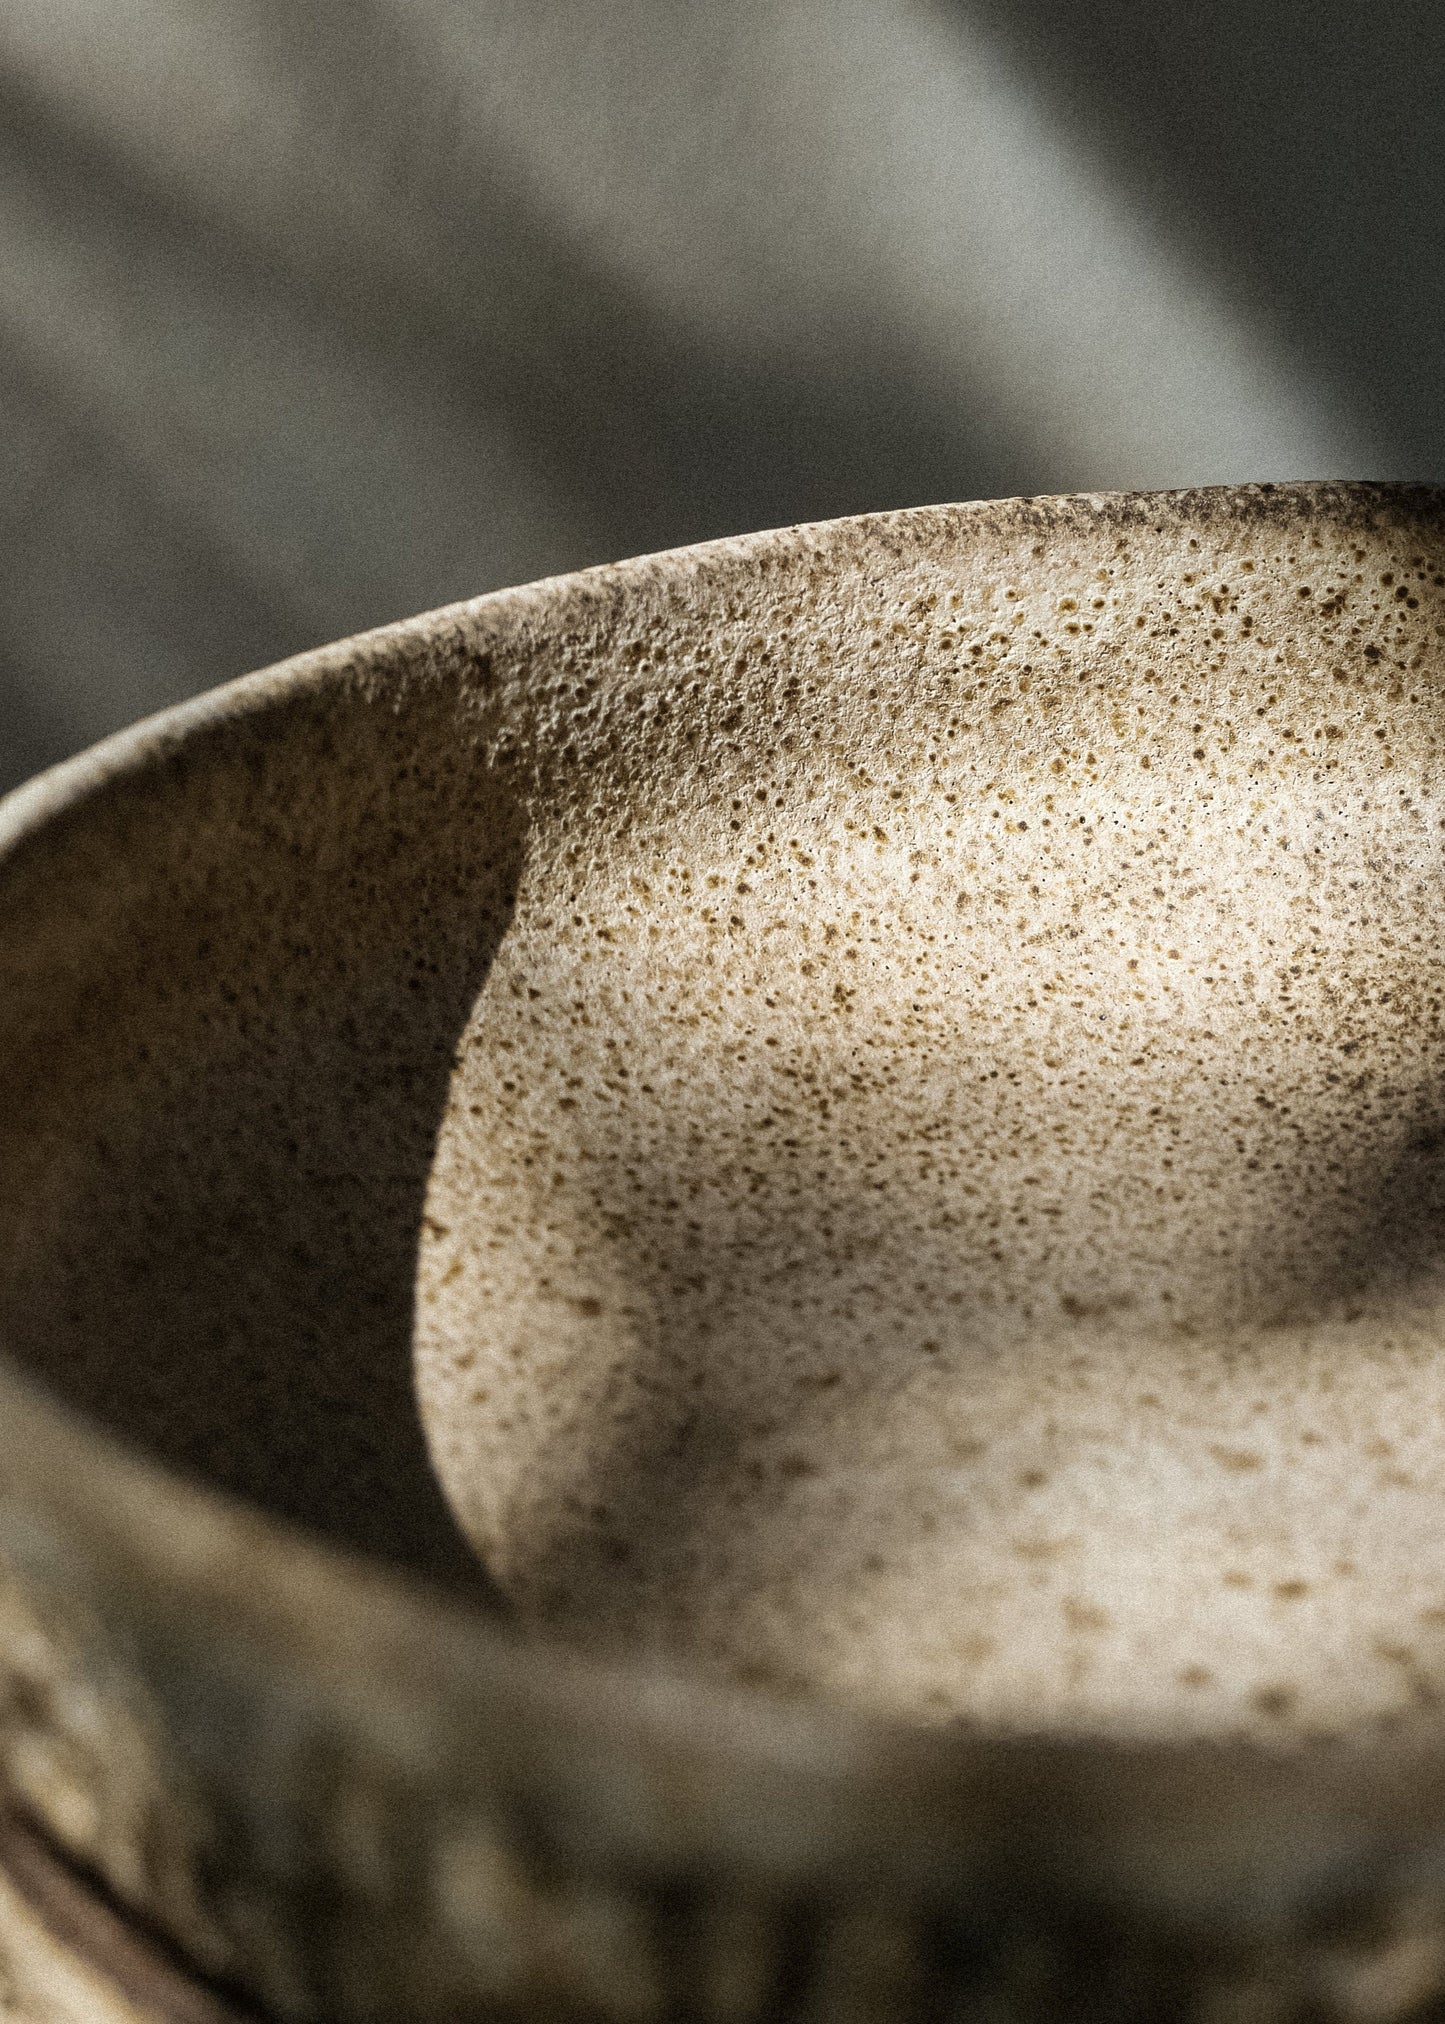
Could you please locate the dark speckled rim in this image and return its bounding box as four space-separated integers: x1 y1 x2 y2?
5 485 1445 2023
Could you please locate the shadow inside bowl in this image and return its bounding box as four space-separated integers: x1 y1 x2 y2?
0 673 522 1599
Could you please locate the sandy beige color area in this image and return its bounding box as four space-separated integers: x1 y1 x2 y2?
0 1815 241 2023
413 484 1445 1742
6 487 1445 2021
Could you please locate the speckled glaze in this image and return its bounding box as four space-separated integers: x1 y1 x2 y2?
6 486 1445 2022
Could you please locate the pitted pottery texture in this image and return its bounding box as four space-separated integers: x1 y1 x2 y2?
415 489 1445 1741
3 487 1445 2022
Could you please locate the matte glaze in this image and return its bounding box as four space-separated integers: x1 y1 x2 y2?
5 486 1445 2022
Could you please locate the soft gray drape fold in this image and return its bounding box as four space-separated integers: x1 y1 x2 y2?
0 0 1434 790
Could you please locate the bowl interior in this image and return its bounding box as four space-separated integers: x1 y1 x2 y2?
4 490 1445 1746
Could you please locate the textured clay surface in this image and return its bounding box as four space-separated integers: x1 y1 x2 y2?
414 486 1445 1743
5 486 1445 1761
0 1815 243 2023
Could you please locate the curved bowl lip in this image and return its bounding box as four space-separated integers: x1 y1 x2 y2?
8 480 1445 1982
8 473 1442 868
0 497 822 867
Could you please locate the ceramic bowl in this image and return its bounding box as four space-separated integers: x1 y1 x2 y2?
4 484 1445 2023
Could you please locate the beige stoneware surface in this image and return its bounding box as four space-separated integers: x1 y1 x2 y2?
414 486 1445 1742
4 485 1445 2021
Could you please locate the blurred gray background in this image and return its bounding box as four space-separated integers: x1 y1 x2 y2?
0 0 1439 793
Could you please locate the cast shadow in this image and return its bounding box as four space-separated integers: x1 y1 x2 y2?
0 679 522 1602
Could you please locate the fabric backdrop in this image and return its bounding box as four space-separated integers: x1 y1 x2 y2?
0 0 1440 791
